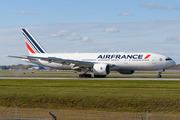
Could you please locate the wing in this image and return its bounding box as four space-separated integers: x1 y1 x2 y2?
8 55 94 69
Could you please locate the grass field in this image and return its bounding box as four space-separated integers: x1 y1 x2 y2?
0 79 180 113
0 70 180 119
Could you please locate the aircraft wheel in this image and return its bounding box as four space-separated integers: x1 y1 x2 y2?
79 74 91 78
85 74 91 78
94 75 106 78
157 75 161 78
88 74 92 78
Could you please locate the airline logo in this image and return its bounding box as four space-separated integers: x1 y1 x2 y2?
97 54 151 59
22 29 46 54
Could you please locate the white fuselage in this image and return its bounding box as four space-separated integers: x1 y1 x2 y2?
25 52 176 71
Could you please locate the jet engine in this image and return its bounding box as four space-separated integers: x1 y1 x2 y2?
93 64 110 77
117 70 135 74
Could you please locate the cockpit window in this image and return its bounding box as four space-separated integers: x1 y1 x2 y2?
165 57 172 61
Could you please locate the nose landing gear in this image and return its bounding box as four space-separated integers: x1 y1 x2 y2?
157 69 164 78
157 73 161 78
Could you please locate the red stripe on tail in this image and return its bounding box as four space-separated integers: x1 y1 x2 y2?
144 54 151 59
25 42 36 53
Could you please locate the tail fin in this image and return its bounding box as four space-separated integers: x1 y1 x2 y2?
22 28 47 54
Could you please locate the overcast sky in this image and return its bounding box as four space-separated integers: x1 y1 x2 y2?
1 0 180 65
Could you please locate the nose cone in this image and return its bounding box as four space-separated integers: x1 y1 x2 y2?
167 60 176 68
172 60 176 66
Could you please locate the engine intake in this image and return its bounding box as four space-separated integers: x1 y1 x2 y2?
93 64 110 75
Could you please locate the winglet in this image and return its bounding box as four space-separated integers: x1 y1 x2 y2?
22 28 47 54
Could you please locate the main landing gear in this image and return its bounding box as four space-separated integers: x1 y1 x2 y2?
79 74 92 78
157 69 164 78
94 75 106 78
79 68 92 78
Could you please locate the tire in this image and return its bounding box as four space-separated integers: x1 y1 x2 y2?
87 74 91 78
157 75 161 78
79 74 92 78
94 75 106 78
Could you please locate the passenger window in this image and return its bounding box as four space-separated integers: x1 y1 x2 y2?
159 58 162 61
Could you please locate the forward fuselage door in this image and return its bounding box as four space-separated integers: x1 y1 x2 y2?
152 57 156 65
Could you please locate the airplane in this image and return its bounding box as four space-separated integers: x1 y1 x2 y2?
8 28 176 78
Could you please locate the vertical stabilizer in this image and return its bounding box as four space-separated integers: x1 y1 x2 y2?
22 28 47 54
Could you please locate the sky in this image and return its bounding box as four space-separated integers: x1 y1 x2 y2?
1 0 180 65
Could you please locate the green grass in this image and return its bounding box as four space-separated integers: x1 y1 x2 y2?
1 79 180 113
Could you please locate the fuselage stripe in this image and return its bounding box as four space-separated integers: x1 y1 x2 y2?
144 54 151 59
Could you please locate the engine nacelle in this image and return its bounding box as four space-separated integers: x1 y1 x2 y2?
118 70 135 74
93 64 110 75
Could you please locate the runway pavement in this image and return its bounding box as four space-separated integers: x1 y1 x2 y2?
0 76 180 80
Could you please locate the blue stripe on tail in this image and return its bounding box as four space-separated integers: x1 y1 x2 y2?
23 32 40 53
22 29 47 53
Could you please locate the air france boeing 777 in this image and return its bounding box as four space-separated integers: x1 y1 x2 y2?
8 28 176 78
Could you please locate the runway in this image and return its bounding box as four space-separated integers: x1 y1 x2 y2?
0 76 180 80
